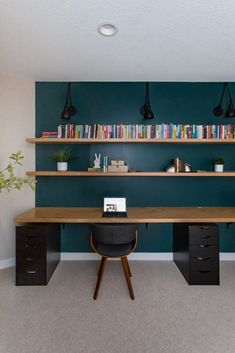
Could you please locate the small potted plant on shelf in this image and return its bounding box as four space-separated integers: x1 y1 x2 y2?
51 148 73 171
213 157 224 172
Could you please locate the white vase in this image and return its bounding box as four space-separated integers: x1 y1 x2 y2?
57 162 68 171
214 164 224 172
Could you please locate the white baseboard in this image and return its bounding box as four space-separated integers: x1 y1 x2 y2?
61 252 173 261
61 252 235 261
220 253 235 260
60 253 171 260
61 253 100 260
1 253 235 270
128 253 173 260
0 257 15 270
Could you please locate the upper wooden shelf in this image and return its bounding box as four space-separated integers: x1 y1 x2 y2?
26 138 235 144
26 171 235 177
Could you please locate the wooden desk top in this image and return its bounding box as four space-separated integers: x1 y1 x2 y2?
15 207 235 223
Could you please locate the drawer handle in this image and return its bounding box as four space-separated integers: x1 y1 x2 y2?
24 244 37 249
198 257 211 261
26 270 37 274
199 226 210 230
26 232 38 238
26 257 33 262
197 270 211 274
199 244 211 248
199 235 211 239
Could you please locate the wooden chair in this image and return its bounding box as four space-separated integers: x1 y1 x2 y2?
90 224 138 300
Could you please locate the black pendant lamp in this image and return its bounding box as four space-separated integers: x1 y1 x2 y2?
213 83 235 118
224 83 235 118
61 82 77 120
140 82 155 119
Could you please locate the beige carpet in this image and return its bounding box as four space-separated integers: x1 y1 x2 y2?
1 261 235 353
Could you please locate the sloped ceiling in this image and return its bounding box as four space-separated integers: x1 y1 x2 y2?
1 0 235 81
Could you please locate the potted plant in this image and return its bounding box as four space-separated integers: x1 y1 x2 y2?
0 151 35 192
213 157 224 172
51 148 73 171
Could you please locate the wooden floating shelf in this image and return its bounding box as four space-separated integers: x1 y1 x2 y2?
26 138 235 144
26 171 235 177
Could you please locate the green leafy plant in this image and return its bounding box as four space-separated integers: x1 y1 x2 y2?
0 151 36 192
213 157 224 165
50 148 73 162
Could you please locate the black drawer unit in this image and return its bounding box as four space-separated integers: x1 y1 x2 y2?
16 223 61 286
173 223 219 285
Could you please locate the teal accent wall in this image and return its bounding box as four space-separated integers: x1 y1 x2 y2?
36 82 235 252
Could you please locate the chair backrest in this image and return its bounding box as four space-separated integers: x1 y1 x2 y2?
91 223 138 245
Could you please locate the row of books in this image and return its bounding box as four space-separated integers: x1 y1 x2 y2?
43 124 235 139
41 131 58 138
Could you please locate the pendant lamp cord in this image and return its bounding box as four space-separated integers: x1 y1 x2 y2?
225 83 233 104
219 83 227 105
145 82 150 106
68 82 73 106
64 82 70 106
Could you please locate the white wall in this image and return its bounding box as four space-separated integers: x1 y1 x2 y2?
0 75 35 262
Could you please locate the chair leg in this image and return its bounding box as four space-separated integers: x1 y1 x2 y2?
94 257 107 300
121 257 134 300
125 257 132 277
97 256 106 277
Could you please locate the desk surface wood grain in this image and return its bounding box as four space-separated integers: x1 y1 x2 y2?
15 207 235 223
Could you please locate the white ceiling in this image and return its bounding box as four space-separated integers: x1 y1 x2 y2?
1 0 235 81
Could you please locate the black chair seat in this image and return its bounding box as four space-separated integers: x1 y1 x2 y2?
96 242 133 257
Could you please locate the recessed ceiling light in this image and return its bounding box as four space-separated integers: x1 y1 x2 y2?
97 23 118 37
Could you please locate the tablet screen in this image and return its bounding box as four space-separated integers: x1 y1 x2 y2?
103 198 126 212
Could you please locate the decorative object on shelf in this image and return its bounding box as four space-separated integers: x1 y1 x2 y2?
165 158 192 173
61 82 77 120
88 168 102 172
50 148 73 171
173 158 184 172
165 164 192 173
0 151 35 192
108 160 128 173
213 157 224 172
94 153 101 168
213 83 235 118
140 82 155 120
110 160 125 166
103 155 108 172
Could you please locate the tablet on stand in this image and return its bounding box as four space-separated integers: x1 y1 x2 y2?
102 198 127 217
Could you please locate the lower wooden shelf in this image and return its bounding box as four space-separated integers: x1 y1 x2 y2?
26 171 235 177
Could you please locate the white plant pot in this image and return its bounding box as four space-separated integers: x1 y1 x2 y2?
57 162 68 171
214 164 224 172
